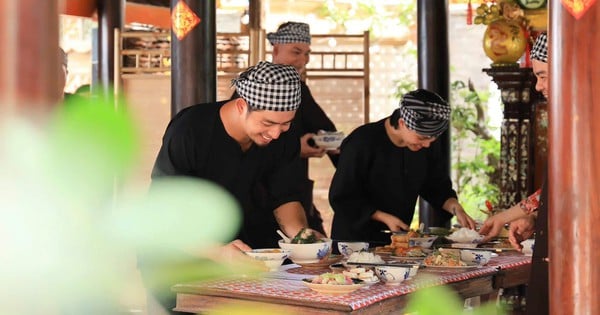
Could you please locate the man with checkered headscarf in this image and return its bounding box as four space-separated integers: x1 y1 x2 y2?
530 32 549 99
145 61 319 315
330 89 476 246
265 21 340 235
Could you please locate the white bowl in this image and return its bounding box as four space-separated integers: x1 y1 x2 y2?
374 266 411 285
244 248 292 271
409 236 438 249
337 242 369 257
451 243 479 249
521 239 535 256
312 132 344 150
278 239 332 264
460 250 492 266
407 266 419 279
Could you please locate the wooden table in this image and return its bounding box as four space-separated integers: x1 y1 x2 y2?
172 253 531 314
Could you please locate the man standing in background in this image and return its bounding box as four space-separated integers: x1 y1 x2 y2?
267 22 339 234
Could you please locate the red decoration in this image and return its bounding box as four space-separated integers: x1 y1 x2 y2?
171 1 201 40
521 29 532 68
467 0 473 25
561 0 597 19
485 200 493 212
62 0 97 17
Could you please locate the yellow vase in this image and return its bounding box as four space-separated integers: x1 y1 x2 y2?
483 18 527 66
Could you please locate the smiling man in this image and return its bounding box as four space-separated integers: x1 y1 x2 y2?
145 61 313 314
330 89 476 246
151 61 309 247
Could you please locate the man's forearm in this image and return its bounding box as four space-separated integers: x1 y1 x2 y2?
274 201 308 238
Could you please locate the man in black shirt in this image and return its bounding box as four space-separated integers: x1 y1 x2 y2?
144 61 315 314
267 21 339 234
330 89 476 246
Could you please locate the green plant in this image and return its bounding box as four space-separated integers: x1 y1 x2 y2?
449 80 501 220
405 284 505 315
318 0 416 37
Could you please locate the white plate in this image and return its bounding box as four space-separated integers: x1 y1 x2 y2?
302 280 366 295
444 244 517 251
423 264 479 269
358 278 380 285
296 255 343 268
389 255 427 259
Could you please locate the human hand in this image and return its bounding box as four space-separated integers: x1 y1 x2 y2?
479 212 510 242
508 215 536 250
453 206 477 230
300 133 327 158
372 210 409 232
218 239 253 263
228 239 252 252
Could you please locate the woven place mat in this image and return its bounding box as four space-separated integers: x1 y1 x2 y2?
285 265 330 275
486 253 531 269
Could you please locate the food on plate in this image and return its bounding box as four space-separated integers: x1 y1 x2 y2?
423 249 467 267
343 267 378 282
347 251 385 264
373 245 395 254
394 246 427 257
446 227 484 244
309 272 357 285
291 228 325 244
479 238 512 249
375 230 436 254
391 230 421 244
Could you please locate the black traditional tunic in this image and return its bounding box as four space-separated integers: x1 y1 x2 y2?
330 118 456 245
289 82 338 233
151 101 304 248
526 179 548 315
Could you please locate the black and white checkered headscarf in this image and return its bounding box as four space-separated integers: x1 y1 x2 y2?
232 61 301 112
530 33 548 63
267 22 311 45
399 89 451 137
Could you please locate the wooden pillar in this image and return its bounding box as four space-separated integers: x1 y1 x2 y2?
416 0 451 228
96 0 124 98
549 2 600 314
248 0 263 65
171 0 216 116
0 0 61 113
483 67 543 208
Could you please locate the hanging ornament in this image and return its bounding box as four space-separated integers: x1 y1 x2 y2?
467 0 473 25
561 0 597 19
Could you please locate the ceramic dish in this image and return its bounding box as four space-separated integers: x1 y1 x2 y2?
450 243 478 249
296 255 343 268
422 264 479 269
445 244 517 251
302 280 365 295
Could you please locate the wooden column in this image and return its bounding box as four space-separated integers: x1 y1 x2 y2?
96 0 124 99
416 0 451 228
0 0 61 113
483 67 543 208
171 0 216 116
549 2 600 314
248 0 263 65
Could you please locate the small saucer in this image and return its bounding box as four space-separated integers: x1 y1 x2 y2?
296 255 343 269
